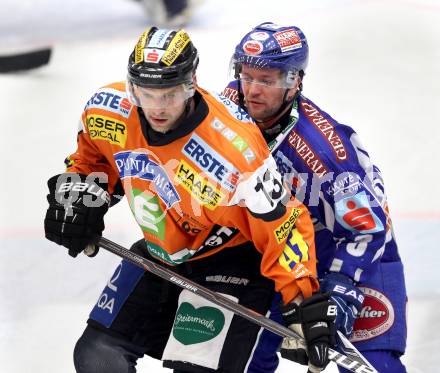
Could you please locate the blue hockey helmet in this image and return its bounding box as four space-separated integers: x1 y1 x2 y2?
231 22 308 87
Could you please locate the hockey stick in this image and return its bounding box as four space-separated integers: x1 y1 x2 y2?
0 48 51 73
88 236 377 373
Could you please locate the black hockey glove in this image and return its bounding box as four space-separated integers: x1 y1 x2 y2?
320 273 364 337
280 293 336 373
44 173 109 257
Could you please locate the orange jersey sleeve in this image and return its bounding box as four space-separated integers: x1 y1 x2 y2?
65 82 131 195
218 202 318 304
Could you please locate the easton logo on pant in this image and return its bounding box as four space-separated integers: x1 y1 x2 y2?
173 302 225 345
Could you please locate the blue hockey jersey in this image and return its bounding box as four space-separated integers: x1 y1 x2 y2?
222 78 408 358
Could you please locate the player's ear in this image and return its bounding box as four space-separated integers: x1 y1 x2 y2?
192 74 198 86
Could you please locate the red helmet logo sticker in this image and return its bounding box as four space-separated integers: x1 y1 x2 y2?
350 287 395 342
274 29 302 52
144 48 165 63
243 40 263 55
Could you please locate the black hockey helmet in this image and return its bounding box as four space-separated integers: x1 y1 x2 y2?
127 27 199 88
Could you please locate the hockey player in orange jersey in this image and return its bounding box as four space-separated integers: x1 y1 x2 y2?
44 27 336 373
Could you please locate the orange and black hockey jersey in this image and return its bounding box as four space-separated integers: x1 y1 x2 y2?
65 82 319 304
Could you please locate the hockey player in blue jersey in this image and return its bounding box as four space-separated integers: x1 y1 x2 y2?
222 22 408 373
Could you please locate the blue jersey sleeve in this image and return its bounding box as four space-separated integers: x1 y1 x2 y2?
292 97 396 283
270 96 399 284
319 127 394 282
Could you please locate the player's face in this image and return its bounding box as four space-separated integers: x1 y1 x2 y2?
240 66 295 122
134 85 189 133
